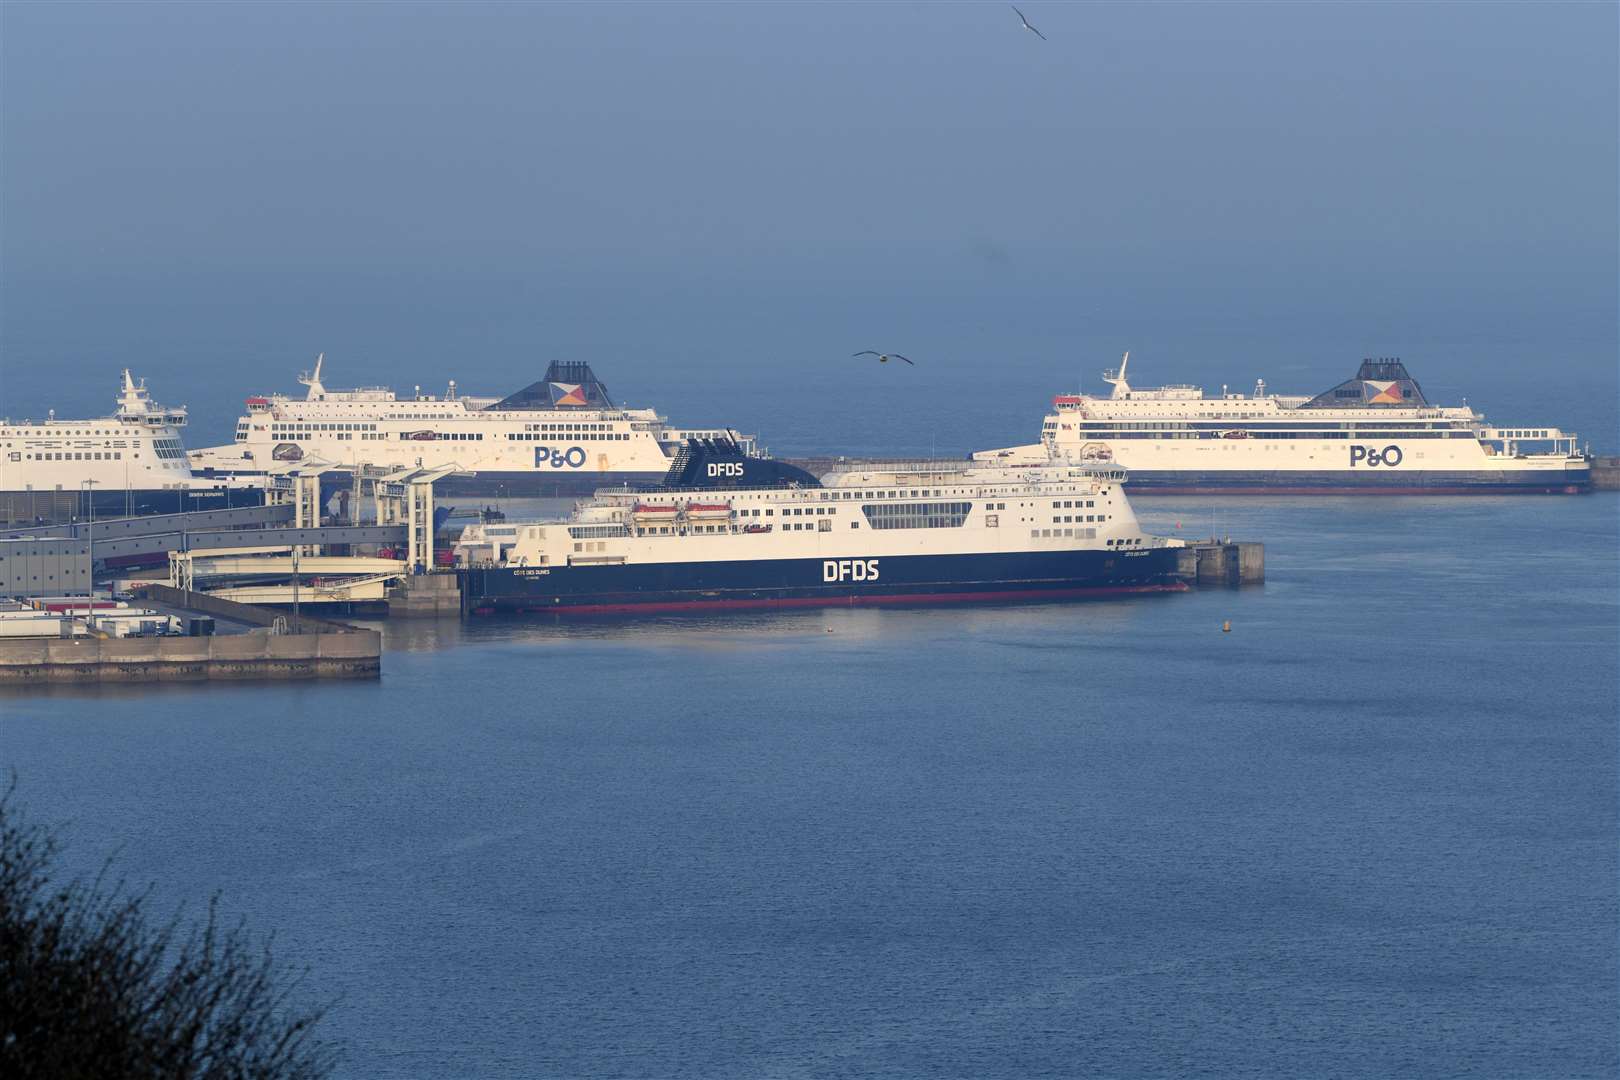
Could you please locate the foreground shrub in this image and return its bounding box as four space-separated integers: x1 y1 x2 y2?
0 781 336 1079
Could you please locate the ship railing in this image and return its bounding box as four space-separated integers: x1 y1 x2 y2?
825 460 991 477
1478 427 1582 456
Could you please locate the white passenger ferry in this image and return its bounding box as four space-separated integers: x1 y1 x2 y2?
455 438 1186 614
1 371 257 525
977 355 1590 493
191 355 761 496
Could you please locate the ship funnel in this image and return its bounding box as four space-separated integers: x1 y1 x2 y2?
662 437 820 490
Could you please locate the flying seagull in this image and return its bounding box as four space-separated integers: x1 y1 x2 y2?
854 351 915 365
1011 4 1046 41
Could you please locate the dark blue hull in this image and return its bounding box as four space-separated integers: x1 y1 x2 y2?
1119 467 1590 494
0 485 264 526
191 467 665 498
405 469 663 498
462 547 1187 615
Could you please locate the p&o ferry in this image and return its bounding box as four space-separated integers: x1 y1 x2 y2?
977 355 1589 494
191 355 763 496
1 371 259 525
454 439 1186 615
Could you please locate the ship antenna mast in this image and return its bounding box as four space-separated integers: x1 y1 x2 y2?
298 352 327 399
1102 350 1131 400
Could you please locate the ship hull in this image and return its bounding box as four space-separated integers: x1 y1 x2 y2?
0 485 264 526
1118 467 1590 495
431 469 663 497
462 547 1186 615
192 466 666 499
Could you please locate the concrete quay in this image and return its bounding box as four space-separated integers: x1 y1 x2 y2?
1177 542 1265 587
0 632 379 685
0 585 379 686
387 572 461 617
1590 456 1620 491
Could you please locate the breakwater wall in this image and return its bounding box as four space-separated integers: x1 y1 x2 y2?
0 586 379 685
0 632 380 684
1176 542 1265 586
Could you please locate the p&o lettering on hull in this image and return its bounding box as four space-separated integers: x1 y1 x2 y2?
823 559 880 583
534 446 588 469
1349 444 1404 467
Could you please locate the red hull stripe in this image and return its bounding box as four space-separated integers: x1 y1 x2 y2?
489 582 1188 616
1132 485 1587 496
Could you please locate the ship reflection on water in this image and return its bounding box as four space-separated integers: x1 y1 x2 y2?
363 590 1166 656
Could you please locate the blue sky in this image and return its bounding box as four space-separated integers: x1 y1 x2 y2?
2 2 1615 451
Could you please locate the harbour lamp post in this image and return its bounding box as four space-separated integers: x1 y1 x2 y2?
81 480 97 627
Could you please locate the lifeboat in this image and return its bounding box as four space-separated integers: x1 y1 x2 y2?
685 502 732 518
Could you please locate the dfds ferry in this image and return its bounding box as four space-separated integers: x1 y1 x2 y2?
191 355 763 496
454 439 1187 615
1 371 259 525
977 355 1590 494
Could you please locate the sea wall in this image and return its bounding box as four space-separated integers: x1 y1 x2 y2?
0 631 379 684
1176 542 1265 586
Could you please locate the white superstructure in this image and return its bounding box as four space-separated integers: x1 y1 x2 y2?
192 355 760 494
458 460 1177 571
453 440 1187 614
1 371 252 521
976 354 1589 493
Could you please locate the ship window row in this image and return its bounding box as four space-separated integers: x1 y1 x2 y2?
1034 528 1096 539
568 525 629 539
526 422 618 432
1070 430 1471 440
273 423 378 432
818 489 952 500
395 432 485 441
1053 515 1104 524
815 489 1056 502
1051 500 1096 509
21 451 126 461
861 501 972 530
508 432 628 441
785 506 833 516
1072 421 1455 431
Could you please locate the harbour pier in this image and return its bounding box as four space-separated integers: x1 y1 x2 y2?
1177 541 1265 586
0 584 379 685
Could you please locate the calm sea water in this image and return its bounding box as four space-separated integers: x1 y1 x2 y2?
3 494 1616 1078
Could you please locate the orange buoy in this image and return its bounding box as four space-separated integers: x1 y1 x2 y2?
1222 620 1231 633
